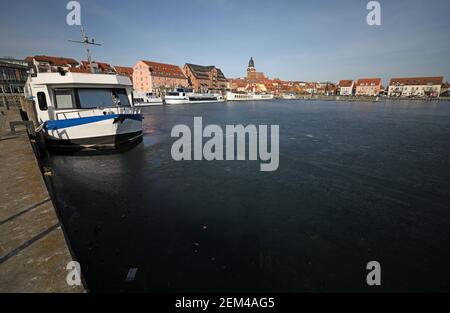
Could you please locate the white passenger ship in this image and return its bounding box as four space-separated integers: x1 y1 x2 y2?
282 93 297 100
25 71 144 151
226 91 274 101
133 91 163 106
164 88 224 105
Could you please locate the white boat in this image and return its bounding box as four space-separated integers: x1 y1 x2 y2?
164 88 224 105
226 91 274 101
25 71 143 151
282 93 297 100
133 91 163 106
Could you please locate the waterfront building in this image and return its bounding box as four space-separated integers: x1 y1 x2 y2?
355 78 382 96
0 59 28 94
291 82 308 94
183 63 227 92
25 55 79 73
0 57 28 67
133 60 188 93
318 82 337 96
338 80 354 96
306 82 319 95
388 76 444 98
0 59 29 108
227 78 249 92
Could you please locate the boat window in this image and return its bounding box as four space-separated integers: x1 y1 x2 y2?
54 89 75 109
37 92 48 111
112 89 131 107
77 89 113 109
167 92 179 96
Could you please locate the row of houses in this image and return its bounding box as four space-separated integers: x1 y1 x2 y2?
5 55 449 99
24 55 227 94
226 58 340 96
132 61 227 93
228 79 344 96
227 76 448 98
338 77 446 98
227 58 448 98
253 77 447 98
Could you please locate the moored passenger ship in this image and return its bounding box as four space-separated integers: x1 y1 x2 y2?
226 91 274 101
133 91 163 106
164 88 224 105
24 70 144 151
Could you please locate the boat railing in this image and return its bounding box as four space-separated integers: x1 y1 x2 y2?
55 106 141 120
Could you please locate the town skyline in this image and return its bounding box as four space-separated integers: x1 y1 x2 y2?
1 0 449 84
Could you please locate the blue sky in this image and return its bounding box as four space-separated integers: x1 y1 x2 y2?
1 0 449 83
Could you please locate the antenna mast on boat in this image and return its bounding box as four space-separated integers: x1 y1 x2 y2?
68 25 102 73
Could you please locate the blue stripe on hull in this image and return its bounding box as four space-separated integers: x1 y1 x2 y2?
45 114 144 130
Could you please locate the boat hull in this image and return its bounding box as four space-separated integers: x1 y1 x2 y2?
165 99 225 105
134 102 164 107
45 131 143 152
44 113 144 151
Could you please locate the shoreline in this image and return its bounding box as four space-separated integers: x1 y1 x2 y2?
275 95 450 102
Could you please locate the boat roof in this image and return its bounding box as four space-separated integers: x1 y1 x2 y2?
28 72 132 87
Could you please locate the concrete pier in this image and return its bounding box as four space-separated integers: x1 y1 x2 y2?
0 107 85 293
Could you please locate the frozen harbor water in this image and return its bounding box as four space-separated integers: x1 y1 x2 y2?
50 100 450 292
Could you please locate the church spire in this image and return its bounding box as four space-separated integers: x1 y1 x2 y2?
248 57 255 69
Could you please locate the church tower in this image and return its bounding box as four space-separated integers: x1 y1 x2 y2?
247 57 256 81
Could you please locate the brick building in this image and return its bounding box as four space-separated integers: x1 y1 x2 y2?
247 57 267 83
133 60 187 92
183 63 226 92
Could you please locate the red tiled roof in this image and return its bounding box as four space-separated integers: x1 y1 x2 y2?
355 78 382 87
25 55 79 66
141 60 186 79
114 66 133 76
339 80 354 87
389 76 443 86
185 63 227 80
228 78 249 88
